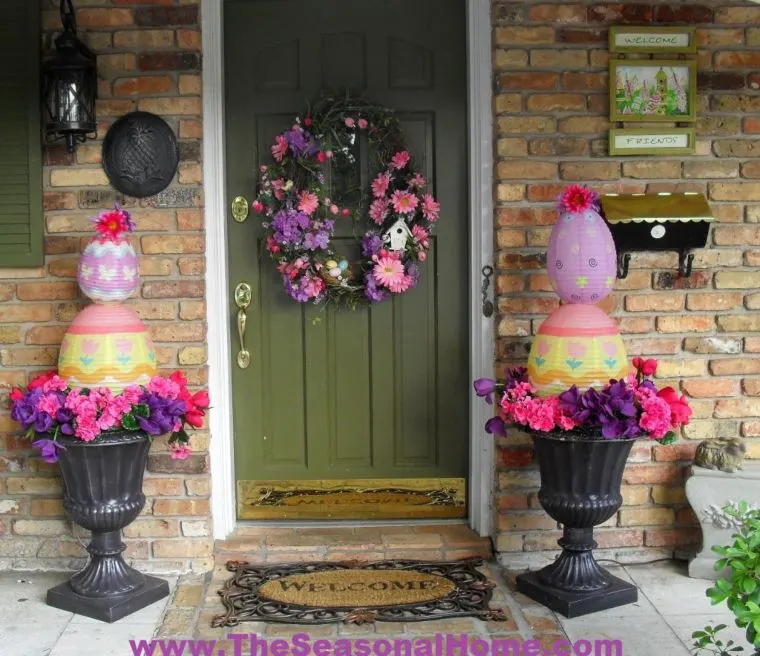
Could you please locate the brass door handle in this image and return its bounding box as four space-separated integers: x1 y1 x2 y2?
234 282 252 369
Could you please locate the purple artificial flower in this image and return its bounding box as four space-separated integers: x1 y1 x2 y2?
284 275 311 303
285 127 320 158
34 411 54 434
55 407 75 435
474 378 497 404
485 416 506 436
504 367 529 390
303 230 329 251
362 233 383 258
405 262 419 287
137 394 187 436
364 272 389 303
32 439 67 464
10 393 39 429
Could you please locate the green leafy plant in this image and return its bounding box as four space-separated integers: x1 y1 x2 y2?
692 501 760 655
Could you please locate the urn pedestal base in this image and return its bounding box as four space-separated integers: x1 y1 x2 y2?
47 574 169 624
517 568 637 619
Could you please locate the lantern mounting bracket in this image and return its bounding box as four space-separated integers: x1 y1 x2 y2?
616 252 631 279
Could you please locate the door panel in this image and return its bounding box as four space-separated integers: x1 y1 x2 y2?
225 0 468 519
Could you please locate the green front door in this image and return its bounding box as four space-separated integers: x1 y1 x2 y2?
224 0 469 519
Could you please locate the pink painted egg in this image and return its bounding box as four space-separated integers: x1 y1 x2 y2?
527 304 629 397
78 237 139 303
58 304 157 392
546 208 616 304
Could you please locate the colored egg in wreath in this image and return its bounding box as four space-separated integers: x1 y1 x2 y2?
546 208 617 305
58 304 157 392
77 237 139 303
527 304 629 397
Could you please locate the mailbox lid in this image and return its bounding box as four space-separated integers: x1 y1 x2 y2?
600 192 714 224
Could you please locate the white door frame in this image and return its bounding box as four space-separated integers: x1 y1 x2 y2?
203 0 494 540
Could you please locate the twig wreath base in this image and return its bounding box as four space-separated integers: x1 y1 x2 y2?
254 95 440 310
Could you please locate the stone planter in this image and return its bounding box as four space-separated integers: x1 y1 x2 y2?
46 431 169 622
685 461 760 580
516 431 638 618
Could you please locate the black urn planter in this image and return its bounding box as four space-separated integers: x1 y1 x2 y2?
47 431 169 623
516 431 638 618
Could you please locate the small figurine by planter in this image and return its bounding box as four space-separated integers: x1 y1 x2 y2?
694 437 746 474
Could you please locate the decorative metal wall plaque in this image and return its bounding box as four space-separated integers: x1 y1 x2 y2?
102 111 179 198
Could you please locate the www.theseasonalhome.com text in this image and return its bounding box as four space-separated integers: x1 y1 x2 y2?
128 633 624 656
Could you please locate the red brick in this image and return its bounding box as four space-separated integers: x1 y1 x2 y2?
16 282 77 301
498 73 558 90
561 72 608 90
78 8 133 28
711 359 760 375
133 6 198 26
138 52 200 72
498 447 534 468
558 28 607 44
113 76 174 97
698 72 745 91
142 281 204 299
686 293 743 311
653 442 699 463
656 315 715 333
499 513 557 531
587 4 653 23
625 295 684 313
526 94 585 112
654 5 713 24
624 464 681 485
645 528 701 547
496 494 530 510
494 27 556 45
25 326 68 346
529 4 585 22
714 399 760 418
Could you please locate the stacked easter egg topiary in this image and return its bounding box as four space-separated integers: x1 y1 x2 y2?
58 206 157 391
527 185 629 396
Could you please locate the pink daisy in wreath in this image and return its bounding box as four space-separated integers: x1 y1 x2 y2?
271 135 288 162
373 255 405 289
298 191 319 216
371 172 391 198
390 151 411 170
369 198 389 224
421 194 440 222
390 190 418 214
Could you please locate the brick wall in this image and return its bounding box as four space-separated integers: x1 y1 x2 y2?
0 0 211 572
491 1 760 566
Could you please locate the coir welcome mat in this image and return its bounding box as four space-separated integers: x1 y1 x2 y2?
212 558 506 626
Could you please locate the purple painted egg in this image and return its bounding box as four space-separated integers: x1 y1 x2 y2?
546 208 617 304
78 237 139 303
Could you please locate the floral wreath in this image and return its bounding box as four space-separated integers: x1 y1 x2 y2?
253 95 440 308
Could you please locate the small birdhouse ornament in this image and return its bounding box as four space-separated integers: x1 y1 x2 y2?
383 218 412 251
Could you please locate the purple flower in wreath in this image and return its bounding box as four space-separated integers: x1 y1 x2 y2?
272 209 308 245
303 230 329 251
285 127 320 158
405 261 419 287
361 233 383 258
364 272 389 303
284 276 311 303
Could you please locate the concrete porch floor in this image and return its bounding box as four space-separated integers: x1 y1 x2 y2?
0 525 747 656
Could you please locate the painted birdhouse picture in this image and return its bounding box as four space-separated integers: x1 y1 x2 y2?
383 218 412 251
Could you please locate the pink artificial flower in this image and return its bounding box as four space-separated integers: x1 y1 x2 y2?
633 357 658 377
529 398 556 433
316 152 326 163
28 371 57 391
170 442 192 461
260 164 268 173
252 200 264 213
411 225 429 245
658 387 692 427
330 204 339 215
37 393 62 416
371 173 391 198
373 256 405 289
42 375 68 393
369 198 389 224
303 275 325 299
342 209 350 216
639 395 672 439
75 417 100 442
388 274 414 294
122 385 142 405
344 117 355 128
266 235 281 254
408 173 426 189
325 150 333 159
421 194 440 222
303 117 312 127
390 151 411 170
148 376 181 400
298 191 319 216
559 184 599 214
418 251 427 262
390 190 418 214
271 135 288 162
357 118 368 129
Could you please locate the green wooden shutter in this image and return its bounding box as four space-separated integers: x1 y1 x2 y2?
0 0 43 267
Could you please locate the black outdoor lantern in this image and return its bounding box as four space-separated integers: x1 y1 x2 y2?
42 0 97 152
